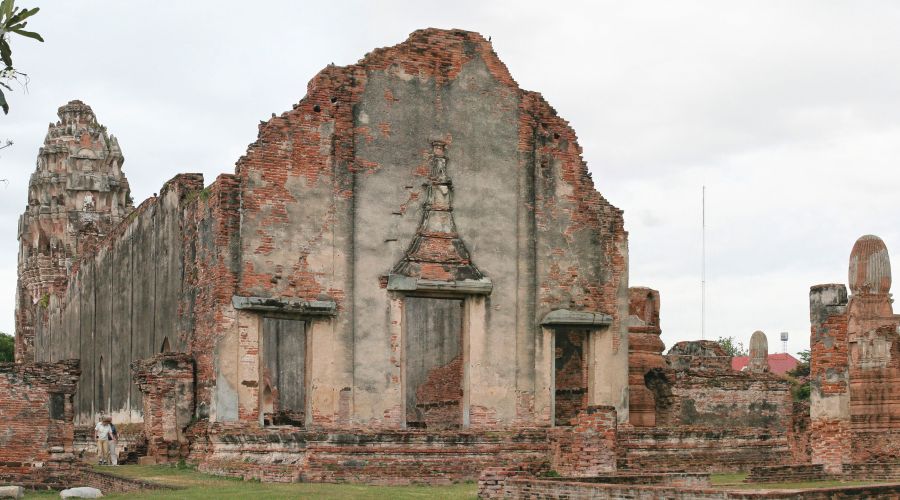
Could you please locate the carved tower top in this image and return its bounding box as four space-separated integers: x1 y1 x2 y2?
848 234 891 296
748 330 769 373
15 100 133 362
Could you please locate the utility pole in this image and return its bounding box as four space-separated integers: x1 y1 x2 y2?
701 185 706 340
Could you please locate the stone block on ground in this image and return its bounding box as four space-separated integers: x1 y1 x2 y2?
59 487 103 498
0 486 24 499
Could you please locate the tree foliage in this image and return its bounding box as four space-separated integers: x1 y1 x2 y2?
788 349 811 378
0 331 13 362
715 335 747 357
787 349 811 401
0 0 43 114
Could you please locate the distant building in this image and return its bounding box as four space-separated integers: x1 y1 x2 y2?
731 353 799 375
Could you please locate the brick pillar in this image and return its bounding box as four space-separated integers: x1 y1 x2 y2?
627 287 666 427
549 405 617 476
809 284 850 473
132 353 195 463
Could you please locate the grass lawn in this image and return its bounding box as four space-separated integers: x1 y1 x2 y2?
21 465 477 499
19 467 895 498
710 472 890 490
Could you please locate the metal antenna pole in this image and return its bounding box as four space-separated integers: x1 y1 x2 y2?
701 185 706 340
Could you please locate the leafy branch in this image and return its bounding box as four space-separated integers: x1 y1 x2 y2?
0 0 42 114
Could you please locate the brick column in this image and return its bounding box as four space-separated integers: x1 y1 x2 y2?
132 353 195 463
809 284 850 472
549 405 617 476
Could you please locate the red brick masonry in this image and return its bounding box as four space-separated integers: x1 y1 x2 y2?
0 360 79 488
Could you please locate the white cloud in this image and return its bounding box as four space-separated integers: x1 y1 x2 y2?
0 1 898 358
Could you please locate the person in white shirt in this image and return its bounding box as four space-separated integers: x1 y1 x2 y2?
94 416 112 465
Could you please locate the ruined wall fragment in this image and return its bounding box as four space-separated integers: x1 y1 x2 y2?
230 28 630 427
0 360 80 486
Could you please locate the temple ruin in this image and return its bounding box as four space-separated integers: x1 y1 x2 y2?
15 100 132 364
809 234 900 472
5 28 900 494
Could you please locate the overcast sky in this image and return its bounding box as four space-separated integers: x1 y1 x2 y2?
1 1 898 356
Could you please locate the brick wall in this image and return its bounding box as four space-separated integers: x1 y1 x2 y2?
132 353 195 462
549 406 617 476
0 360 80 488
498 478 900 499
618 427 792 472
190 424 550 484
789 400 812 464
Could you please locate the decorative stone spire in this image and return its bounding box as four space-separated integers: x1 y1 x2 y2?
388 141 486 288
15 100 133 362
848 234 891 296
748 330 769 373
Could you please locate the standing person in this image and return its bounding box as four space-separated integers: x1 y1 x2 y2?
106 416 119 466
94 416 112 465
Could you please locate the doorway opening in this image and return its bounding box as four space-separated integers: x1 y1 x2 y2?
261 318 306 426
554 329 588 426
404 297 464 429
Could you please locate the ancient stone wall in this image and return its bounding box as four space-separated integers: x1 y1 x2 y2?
0 360 80 487
548 406 618 476
189 424 551 484
616 339 794 472
25 29 630 436
662 340 792 430
224 28 629 429
39 174 203 424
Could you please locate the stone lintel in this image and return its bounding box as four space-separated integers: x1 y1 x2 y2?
231 295 337 315
386 274 493 295
541 309 612 327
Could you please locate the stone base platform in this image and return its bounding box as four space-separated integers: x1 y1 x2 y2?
618 426 792 472
746 462 900 483
189 424 553 484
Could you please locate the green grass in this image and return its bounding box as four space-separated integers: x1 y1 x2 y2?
22 465 477 499
710 472 748 485
710 472 890 490
20 467 895 498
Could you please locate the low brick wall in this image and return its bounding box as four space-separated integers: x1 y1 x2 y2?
552 472 709 487
841 462 900 481
548 406 617 476
618 426 792 472
496 478 900 499
479 468 709 498
789 400 812 464
192 424 551 484
745 464 829 483
746 462 900 483
0 451 79 490
77 469 179 493
852 430 900 464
